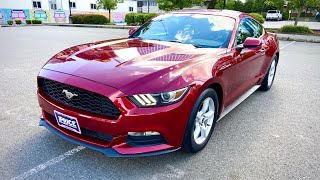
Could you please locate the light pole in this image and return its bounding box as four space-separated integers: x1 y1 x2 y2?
68 0 72 24
148 0 150 13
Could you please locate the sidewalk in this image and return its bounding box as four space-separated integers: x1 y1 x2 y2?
277 33 320 43
43 23 137 29
263 21 320 31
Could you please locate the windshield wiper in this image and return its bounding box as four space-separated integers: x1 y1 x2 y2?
192 44 207 48
168 40 183 43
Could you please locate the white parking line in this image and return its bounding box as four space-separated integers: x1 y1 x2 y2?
11 146 85 180
280 41 296 50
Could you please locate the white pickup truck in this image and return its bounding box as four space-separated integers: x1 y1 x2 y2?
266 10 282 21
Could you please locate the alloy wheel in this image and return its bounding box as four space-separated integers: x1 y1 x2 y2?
193 97 215 145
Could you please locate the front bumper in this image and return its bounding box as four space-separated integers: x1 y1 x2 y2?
38 69 197 157
39 119 179 157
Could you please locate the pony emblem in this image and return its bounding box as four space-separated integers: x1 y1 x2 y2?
62 89 78 99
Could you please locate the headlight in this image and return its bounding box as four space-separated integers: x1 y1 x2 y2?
129 86 189 107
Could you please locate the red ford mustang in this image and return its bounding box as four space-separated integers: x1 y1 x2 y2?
37 10 279 157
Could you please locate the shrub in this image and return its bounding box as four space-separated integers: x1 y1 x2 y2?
250 13 265 24
125 12 137 24
26 20 32 24
15 20 22 25
279 25 313 34
282 11 289 20
32 19 42 24
144 13 158 22
135 14 145 25
71 14 108 24
7 20 13 25
71 15 83 24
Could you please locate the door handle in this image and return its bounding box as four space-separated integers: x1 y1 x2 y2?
258 48 267 55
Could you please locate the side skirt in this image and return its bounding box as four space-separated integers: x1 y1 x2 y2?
217 85 260 122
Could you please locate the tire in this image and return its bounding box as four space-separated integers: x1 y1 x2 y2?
260 56 278 91
182 88 219 153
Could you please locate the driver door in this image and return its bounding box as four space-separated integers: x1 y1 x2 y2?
224 18 265 106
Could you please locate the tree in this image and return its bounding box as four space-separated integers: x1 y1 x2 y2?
207 0 217 9
289 0 320 25
96 0 118 23
156 0 205 11
214 0 235 9
226 0 235 9
265 0 285 12
233 0 245 12
215 0 225 9
243 0 254 12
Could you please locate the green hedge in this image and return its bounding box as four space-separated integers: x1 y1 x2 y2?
7 20 13 25
125 13 158 25
125 12 137 24
72 14 108 24
279 25 313 34
26 20 32 24
144 13 158 22
135 14 145 24
15 20 22 25
250 13 265 24
32 19 42 24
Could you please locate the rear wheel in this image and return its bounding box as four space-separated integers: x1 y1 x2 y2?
260 56 278 91
182 88 219 153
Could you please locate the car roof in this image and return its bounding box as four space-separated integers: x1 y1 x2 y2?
170 9 246 19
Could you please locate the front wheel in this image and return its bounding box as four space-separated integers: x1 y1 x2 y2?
182 88 219 153
260 56 278 91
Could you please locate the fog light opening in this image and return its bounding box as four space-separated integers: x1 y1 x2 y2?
128 131 160 136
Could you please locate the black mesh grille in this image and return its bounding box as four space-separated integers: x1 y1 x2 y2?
39 78 121 119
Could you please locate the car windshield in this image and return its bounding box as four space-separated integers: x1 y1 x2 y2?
130 14 235 48
268 10 277 13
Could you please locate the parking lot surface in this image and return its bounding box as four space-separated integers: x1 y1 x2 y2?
0 26 320 180
263 20 320 30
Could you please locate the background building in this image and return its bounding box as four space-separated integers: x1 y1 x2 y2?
0 0 138 24
137 0 160 13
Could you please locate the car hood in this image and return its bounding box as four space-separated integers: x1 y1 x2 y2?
43 38 225 94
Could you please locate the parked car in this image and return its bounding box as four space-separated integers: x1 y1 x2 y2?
10 10 27 23
266 10 282 21
37 10 280 157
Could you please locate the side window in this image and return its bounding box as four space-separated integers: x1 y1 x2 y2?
236 18 254 45
236 18 264 45
249 18 263 37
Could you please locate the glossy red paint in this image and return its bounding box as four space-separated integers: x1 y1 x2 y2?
243 37 262 47
37 10 279 156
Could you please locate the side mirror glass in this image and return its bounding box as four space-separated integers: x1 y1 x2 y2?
129 28 138 36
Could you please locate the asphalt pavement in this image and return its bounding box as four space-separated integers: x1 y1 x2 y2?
0 26 320 180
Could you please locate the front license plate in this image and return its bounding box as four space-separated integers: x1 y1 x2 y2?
54 110 81 134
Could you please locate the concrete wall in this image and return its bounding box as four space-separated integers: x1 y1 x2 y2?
0 0 137 12
0 0 137 24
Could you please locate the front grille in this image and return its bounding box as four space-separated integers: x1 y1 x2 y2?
47 113 113 145
39 78 121 119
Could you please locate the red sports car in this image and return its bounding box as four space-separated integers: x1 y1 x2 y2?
37 10 279 157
